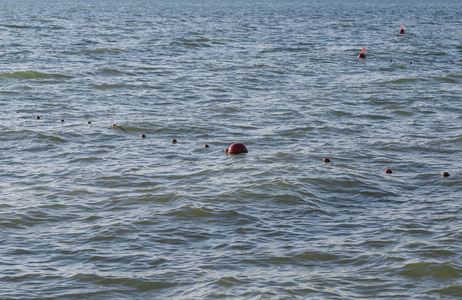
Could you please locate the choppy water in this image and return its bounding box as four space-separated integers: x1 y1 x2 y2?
1 0 461 299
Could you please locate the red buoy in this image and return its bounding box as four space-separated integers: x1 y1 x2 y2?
203 144 209 148
323 158 331 163
141 134 146 139
171 138 177 144
385 169 393 174
441 171 450 177
227 143 248 154
358 46 366 58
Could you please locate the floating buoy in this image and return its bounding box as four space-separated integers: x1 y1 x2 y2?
87 121 92 124
171 139 177 144
358 46 366 58
112 124 117 127
141 134 146 139
441 171 450 177
36 116 40 119
323 158 331 163
227 143 248 154
385 169 393 174
60 119 64 122
203 144 209 148
409 61 413 64
399 25 404 34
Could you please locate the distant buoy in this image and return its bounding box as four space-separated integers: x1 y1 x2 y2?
227 143 248 154
389 59 393 62
87 121 92 124
60 119 64 122
358 46 366 58
409 62 413 64
112 124 117 127
323 158 331 163
203 144 209 148
441 171 450 177
36 116 40 119
385 169 393 174
141 134 146 139
171 139 177 144
399 25 405 34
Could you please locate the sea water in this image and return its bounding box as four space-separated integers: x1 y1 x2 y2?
1 0 461 299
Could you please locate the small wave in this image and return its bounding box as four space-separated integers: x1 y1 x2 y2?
171 37 212 48
91 83 128 89
84 47 127 54
0 70 71 79
295 251 340 262
389 78 429 84
428 286 462 298
399 262 462 279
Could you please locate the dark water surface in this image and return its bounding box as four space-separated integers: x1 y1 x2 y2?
1 0 461 299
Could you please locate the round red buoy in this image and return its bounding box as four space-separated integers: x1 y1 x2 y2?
358 53 366 58
323 158 331 163
60 119 64 122
36 116 40 119
171 138 177 144
112 124 117 127
203 144 209 148
409 62 413 64
399 29 404 34
441 171 450 177
227 143 248 154
385 169 393 174
87 121 92 124
141 134 146 139
389 59 393 62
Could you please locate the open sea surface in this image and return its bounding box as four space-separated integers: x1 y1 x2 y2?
1 0 461 299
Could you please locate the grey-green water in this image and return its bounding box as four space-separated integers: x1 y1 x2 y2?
1 0 461 298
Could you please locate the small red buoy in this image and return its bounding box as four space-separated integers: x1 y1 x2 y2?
112 124 117 127
227 143 248 154
399 25 405 34
36 116 40 119
323 158 331 163
171 139 177 144
60 119 64 122
203 144 209 148
358 46 366 58
87 121 92 124
409 62 413 64
141 134 146 139
385 169 393 174
441 171 450 177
